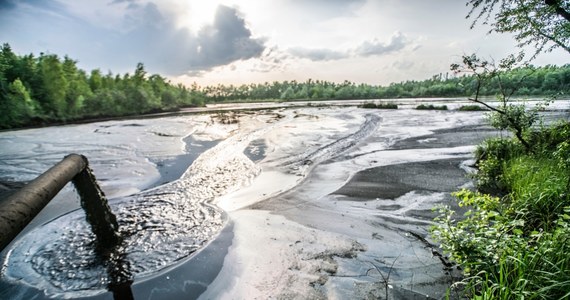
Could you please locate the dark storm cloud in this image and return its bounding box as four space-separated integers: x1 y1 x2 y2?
188 5 266 70
111 3 265 74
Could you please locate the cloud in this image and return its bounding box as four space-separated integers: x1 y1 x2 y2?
115 4 265 74
187 5 266 70
111 0 139 3
288 47 349 61
355 32 408 57
287 0 366 18
0 1 265 75
0 0 16 10
288 32 413 62
392 60 415 70
19 0 63 10
0 0 66 12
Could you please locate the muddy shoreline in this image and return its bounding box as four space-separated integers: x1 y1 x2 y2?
199 110 504 299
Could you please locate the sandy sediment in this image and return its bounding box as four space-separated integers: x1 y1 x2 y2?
201 108 500 299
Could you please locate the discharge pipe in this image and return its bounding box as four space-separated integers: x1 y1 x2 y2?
0 154 121 252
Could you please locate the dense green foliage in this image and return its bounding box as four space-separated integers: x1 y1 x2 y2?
434 190 570 300
432 121 570 299
0 43 205 129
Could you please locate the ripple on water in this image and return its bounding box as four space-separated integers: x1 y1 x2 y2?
1 113 284 298
0 126 266 298
3 185 225 298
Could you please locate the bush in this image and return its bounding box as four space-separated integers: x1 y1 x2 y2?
473 138 524 194
432 121 570 299
432 191 570 300
360 102 377 109
458 105 487 111
360 102 398 109
416 104 448 110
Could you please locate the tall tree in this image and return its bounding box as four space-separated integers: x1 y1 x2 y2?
62 56 91 117
0 43 17 94
0 79 35 128
467 0 570 58
38 54 68 118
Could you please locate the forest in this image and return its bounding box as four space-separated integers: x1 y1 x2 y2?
0 43 205 129
1 42 569 129
202 65 570 102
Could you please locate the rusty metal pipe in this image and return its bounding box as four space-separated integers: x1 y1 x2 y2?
0 154 87 251
0 154 123 251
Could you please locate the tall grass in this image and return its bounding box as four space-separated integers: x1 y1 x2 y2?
504 156 570 230
432 121 570 299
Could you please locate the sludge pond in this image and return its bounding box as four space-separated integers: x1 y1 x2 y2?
2 100 559 299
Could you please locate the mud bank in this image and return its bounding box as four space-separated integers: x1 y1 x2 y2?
203 109 501 299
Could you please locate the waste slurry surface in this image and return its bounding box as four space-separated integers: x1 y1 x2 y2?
204 107 503 300
1 102 551 298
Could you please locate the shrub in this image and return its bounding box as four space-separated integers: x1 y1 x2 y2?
416 104 448 110
361 102 377 109
432 190 570 300
473 138 524 194
360 102 398 109
458 105 487 111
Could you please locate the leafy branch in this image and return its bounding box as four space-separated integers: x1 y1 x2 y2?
451 53 542 152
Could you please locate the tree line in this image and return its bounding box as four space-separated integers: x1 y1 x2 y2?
0 43 205 129
1 42 569 129
202 65 570 102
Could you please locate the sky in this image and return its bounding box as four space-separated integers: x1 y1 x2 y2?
0 0 568 87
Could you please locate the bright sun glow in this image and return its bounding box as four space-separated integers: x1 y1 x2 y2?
177 1 221 33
